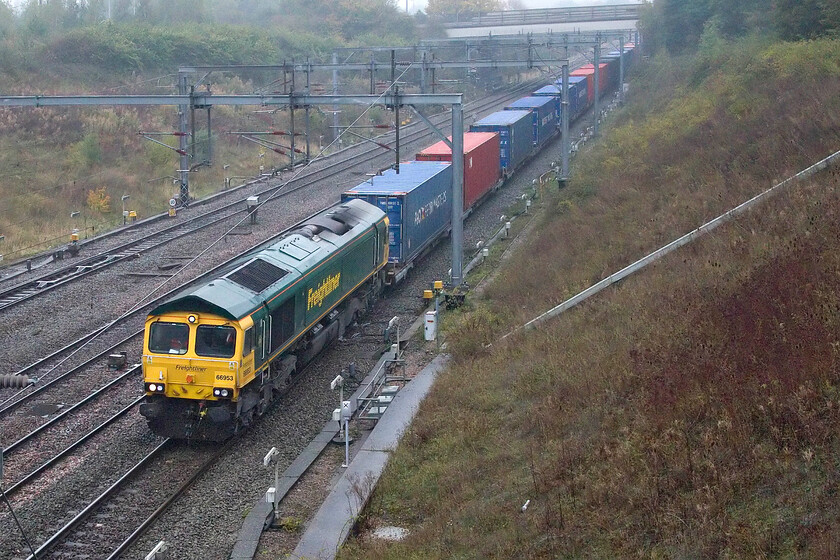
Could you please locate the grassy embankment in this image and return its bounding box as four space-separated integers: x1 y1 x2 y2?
0 26 319 260
340 37 840 558
0 24 427 262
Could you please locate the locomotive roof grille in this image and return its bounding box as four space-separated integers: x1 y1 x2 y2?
227 258 288 293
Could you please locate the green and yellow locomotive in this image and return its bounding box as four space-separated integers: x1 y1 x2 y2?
140 199 388 440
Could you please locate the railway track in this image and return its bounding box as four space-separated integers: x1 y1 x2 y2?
1 391 144 500
18 439 227 560
0 198 349 445
0 71 598 558
0 77 556 499
0 81 541 312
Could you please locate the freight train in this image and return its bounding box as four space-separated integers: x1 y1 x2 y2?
140 199 389 440
140 44 634 440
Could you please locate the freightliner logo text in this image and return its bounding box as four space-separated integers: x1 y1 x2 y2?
307 273 341 310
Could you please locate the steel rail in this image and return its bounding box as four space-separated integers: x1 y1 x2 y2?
24 438 231 560
3 396 145 498
0 331 142 417
0 212 245 312
24 439 172 560
2 365 142 454
106 440 235 560
0 324 110 410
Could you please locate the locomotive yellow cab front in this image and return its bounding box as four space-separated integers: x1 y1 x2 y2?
141 311 258 440
143 313 248 399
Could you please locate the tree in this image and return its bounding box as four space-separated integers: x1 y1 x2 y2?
277 0 413 42
775 0 825 40
820 0 840 33
638 0 780 54
0 1 16 39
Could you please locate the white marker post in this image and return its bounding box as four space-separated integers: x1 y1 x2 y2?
341 400 352 468
263 447 280 518
331 374 344 437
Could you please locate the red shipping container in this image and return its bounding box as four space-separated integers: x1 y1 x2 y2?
416 132 501 211
570 63 610 102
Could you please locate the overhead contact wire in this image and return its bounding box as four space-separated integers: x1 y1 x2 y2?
24 62 418 388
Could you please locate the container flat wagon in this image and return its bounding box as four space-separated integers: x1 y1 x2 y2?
571 62 611 101
469 110 533 176
504 96 559 147
535 75 589 125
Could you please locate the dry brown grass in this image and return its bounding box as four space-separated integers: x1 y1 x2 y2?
340 38 840 559
0 75 390 261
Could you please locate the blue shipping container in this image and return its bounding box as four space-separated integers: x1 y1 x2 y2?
340 160 453 266
531 84 562 122
469 110 533 175
532 84 562 97
554 76 589 121
504 96 558 147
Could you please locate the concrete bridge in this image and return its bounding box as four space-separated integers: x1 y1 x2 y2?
443 3 644 29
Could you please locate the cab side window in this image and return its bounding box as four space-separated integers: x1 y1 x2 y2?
243 327 254 356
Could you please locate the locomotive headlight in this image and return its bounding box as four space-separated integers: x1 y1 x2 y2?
146 383 165 393
149 384 157 392
188 315 197 324
213 387 232 399
221 389 229 397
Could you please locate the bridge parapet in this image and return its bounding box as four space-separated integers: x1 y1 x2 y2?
442 3 644 29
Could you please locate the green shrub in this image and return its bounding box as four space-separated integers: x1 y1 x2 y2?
67 133 102 169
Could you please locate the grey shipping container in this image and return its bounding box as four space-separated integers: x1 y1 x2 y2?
341 160 453 271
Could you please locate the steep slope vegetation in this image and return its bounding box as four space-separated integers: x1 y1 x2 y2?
341 38 840 558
